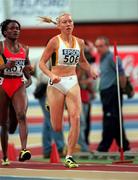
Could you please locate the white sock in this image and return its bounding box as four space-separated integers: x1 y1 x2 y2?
66 155 72 159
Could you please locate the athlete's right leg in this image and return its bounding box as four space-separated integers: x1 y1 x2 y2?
12 85 28 150
47 86 65 132
39 96 65 157
12 85 31 161
8 102 18 134
0 86 10 165
64 84 81 168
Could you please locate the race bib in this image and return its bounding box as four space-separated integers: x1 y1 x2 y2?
62 49 80 65
4 60 25 76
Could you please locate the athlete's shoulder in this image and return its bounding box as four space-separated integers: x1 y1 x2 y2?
74 36 83 42
74 36 84 48
19 43 29 58
47 35 59 50
0 41 4 54
20 43 28 51
19 43 29 55
49 35 59 43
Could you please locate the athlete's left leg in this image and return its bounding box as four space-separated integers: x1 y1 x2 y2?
12 84 31 161
65 84 81 168
0 86 10 165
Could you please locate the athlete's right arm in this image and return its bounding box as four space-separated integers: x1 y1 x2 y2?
0 41 15 70
0 41 5 70
39 37 60 83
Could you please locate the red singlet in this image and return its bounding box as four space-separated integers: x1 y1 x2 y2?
1 42 26 97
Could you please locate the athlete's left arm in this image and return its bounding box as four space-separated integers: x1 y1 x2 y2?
23 69 32 88
78 39 98 80
23 45 34 75
22 45 33 88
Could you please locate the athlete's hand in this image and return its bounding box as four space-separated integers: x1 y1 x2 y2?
5 61 15 68
24 78 32 88
23 65 34 75
50 74 61 84
89 67 98 80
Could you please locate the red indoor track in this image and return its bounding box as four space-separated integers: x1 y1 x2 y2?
1 161 138 180
1 161 138 172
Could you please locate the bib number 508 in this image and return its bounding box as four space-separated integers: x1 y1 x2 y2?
64 55 79 64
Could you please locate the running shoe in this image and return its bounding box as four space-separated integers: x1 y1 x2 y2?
19 149 31 162
64 157 79 168
1 158 10 166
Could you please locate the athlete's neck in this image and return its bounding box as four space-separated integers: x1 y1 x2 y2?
60 33 72 43
5 39 18 47
60 33 74 48
5 39 20 53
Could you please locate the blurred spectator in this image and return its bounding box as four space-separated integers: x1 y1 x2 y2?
84 40 97 145
33 60 65 158
95 36 130 152
84 40 96 64
76 40 96 152
76 65 91 152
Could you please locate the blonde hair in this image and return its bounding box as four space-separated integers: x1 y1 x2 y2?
56 13 71 24
38 16 57 25
39 13 72 26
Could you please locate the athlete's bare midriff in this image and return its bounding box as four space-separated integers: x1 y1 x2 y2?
51 65 76 77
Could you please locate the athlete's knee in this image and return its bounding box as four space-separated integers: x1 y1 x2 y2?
70 113 80 122
70 113 80 128
16 111 26 122
0 122 8 133
0 119 8 128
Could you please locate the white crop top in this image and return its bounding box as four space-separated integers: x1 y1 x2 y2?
53 35 80 66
